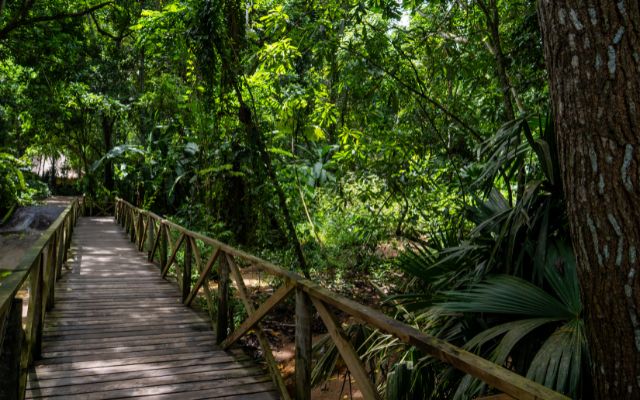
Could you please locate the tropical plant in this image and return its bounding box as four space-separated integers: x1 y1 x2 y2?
370 116 588 398
0 152 28 223
438 248 586 398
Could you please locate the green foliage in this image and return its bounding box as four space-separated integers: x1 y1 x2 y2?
0 153 28 217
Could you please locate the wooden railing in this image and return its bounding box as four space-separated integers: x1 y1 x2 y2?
83 196 114 216
0 198 82 400
115 198 569 400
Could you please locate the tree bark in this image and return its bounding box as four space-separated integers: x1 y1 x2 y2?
537 2 640 398
102 116 115 192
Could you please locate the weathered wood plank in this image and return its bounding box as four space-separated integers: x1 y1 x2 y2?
26 366 267 398
27 376 273 400
29 354 248 381
28 359 257 389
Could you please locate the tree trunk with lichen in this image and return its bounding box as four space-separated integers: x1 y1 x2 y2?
537 1 640 398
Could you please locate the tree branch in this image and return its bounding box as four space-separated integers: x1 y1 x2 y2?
90 13 118 41
0 1 113 40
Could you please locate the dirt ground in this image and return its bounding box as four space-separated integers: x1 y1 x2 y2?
272 339 364 400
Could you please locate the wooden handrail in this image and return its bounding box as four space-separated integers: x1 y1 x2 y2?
0 198 81 400
115 197 569 400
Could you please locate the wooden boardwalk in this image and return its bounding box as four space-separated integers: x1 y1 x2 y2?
25 217 278 400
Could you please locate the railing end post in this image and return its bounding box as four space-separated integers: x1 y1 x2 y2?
0 298 24 400
295 287 312 400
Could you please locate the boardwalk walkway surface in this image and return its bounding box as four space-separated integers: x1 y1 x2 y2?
25 217 278 400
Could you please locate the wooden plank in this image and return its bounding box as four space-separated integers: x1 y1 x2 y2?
28 359 257 389
26 376 273 400
310 296 379 400
26 366 266 398
36 343 223 365
32 350 233 373
41 337 216 359
42 331 215 351
29 354 247 381
43 323 212 339
115 384 278 400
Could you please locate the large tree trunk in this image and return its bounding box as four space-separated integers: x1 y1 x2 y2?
537 2 640 398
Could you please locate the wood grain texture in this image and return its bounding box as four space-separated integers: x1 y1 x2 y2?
26 217 277 400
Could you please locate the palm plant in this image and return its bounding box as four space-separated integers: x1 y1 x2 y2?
0 152 27 223
362 116 589 398
438 244 586 398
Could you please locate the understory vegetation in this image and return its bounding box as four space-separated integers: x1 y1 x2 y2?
0 0 589 398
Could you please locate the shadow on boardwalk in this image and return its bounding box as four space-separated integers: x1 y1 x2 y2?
26 217 278 400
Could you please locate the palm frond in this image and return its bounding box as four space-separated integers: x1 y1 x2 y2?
438 275 573 319
526 319 586 395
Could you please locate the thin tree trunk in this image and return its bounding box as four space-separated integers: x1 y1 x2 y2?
207 0 310 276
476 0 528 200
102 116 115 192
538 2 640 398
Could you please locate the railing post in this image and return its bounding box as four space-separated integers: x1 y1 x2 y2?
137 213 144 250
0 299 24 400
182 237 192 303
46 233 58 311
30 254 45 361
216 254 229 343
129 211 136 242
64 218 72 261
147 219 155 258
120 203 126 227
160 224 168 270
295 288 312 400
56 224 66 279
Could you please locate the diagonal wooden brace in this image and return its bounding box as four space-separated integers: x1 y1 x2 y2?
310 296 380 400
221 281 295 349
161 232 185 278
226 254 292 400
184 247 221 306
